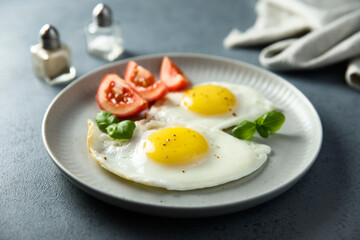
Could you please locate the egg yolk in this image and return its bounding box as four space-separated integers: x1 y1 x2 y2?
181 84 236 115
144 127 208 166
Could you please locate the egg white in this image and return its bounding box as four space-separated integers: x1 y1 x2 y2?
87 119 271 191
146 82 276 130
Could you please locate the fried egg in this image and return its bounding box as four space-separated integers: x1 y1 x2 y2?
146 82 276 129
87 119 271 191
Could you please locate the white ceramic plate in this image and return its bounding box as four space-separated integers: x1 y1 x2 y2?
42 54 322 217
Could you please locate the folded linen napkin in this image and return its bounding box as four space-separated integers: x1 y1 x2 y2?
224 0 360 91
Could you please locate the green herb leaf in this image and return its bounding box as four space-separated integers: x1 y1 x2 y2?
254 115 264 126
106 120 136 139
232 110 285 140
232 120 256 140
95 111 119 132
261 111 285 133
256 124 269 138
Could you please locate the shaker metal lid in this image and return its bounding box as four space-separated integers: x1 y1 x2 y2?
93 3 112 27
40 24 61 50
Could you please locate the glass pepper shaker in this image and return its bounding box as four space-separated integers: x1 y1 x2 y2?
30 24 76 85
84 3 124 61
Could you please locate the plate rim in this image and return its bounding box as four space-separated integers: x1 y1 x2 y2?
42 53 323 217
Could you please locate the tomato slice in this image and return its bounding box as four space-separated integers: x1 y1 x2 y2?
124 61 168 102
96 73 148 117
159 57 190 91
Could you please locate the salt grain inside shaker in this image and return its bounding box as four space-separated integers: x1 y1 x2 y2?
85 3 124 61
30 24 76 85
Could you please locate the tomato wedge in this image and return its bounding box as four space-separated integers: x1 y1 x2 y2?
96 73 148 117
159 57 190 91
124 61 168 102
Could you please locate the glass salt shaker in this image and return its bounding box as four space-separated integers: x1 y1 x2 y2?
85 3 124 61
30 24 76 85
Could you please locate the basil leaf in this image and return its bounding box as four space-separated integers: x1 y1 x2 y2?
256 124 269 138
106 120 136 139
261 111 285 133
233 111 285 140
232 121 256 140
254 115 264 126
95 111 119 132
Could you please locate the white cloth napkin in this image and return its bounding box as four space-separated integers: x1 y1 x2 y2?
224 0 360 91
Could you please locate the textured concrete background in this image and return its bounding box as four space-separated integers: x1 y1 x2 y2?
1 0 359 239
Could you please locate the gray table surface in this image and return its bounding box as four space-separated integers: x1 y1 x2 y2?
1 0 359 239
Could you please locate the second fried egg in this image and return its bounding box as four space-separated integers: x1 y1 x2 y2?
87 119 271 191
